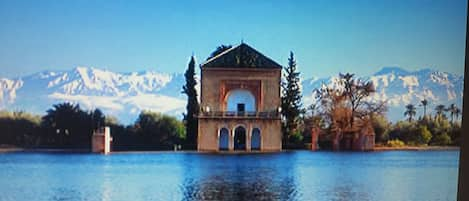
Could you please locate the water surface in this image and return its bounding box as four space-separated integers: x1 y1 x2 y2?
0 150 459 201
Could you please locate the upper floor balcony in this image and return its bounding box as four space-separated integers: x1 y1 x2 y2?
198 109 281 120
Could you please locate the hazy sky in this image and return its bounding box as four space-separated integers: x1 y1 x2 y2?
0 0 466 78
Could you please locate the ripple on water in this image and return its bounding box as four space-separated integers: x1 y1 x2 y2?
0 150 459 201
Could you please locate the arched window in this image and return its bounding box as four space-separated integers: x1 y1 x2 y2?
251 128 261 150
226 89 255 112
219 128 229 151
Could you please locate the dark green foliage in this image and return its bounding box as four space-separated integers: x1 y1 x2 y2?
0 104 188 150
91 109 105 129
388 121 432 146
106 111 186 151
404 104 416 122
289 130 304 144
40 103 105 148
414 125 432 145
182 56 199 148
431 132 452 146
134 111 185 149
0 111 41 147
371 115 391 143
388 112 460 146
449 125 462 145
434 104 447 120
446 103 461 124
420 99 428 118
281 52 304 144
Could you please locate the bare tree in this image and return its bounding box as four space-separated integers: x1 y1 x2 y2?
314 73 386 131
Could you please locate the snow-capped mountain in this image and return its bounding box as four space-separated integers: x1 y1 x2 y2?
302 67 464 122
0 67 187 124
0 66 464 124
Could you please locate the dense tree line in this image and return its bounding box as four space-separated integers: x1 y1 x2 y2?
0 103 186 150
383 102 461 146
111 111 185 151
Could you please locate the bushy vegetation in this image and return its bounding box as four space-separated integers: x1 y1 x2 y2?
0 111 41 147
0 103 186 150
386 139 405 147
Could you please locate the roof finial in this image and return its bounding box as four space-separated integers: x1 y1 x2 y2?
241 38 244 44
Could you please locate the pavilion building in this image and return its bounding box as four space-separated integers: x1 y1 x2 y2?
197 43 282 151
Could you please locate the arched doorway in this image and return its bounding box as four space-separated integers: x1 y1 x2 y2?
234 126 246 150
219 128 229 151
251 128 261 150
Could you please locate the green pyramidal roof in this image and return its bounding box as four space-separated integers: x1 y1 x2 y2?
201 43 282 69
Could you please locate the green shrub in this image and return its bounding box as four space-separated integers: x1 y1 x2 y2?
289 130 304 144
372 115 390 143
414 125 432 145
386 139 405 147
431 133 452 146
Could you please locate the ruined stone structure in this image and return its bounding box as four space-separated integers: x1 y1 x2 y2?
92 127 112 154
197 43 282 152
311 127 320 151
330 120 375 151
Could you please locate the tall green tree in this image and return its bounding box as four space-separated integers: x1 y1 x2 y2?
91 108 105 130
182 56 199 148
420 99 428 118
447 103 460 124
454 107 461 123
135 111 185 149
404 104 416 122
41 102 98 147
435 104 446 120
281 51 303 144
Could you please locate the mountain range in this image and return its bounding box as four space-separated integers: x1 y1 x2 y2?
0 66 463 124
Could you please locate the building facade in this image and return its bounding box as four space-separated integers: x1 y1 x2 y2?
197 43 282 151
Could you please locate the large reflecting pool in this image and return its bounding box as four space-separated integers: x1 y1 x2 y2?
0 150 459 201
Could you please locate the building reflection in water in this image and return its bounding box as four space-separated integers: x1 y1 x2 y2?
180 153 298 201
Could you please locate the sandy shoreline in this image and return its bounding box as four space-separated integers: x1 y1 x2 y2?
373 146 460 151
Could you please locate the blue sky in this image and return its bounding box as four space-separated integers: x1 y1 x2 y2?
0 0 466 78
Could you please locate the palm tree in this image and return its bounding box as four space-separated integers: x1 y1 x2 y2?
41 102 102 147
447 104 460 124
420 99 428 118
404 104 416 122
435 104 446 120
41 102 82 145
455 107 461 123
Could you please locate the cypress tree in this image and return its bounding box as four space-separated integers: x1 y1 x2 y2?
182 56 199 149
281 51 303 144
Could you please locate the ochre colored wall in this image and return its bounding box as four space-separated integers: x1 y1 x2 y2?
200 68 281 112
198 67 282 151
198 118 282 151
